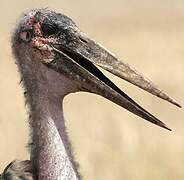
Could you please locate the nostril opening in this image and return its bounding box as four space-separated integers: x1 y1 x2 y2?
79 37 88 44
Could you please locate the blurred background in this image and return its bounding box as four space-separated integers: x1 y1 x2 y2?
0 0 184 179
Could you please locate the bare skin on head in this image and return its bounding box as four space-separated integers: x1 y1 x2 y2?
1 9 181 179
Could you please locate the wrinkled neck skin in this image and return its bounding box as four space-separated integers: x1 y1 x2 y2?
30 94 80 180
13 48 81 179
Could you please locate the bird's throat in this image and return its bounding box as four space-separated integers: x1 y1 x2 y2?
28 93 80 179
15 52 81 179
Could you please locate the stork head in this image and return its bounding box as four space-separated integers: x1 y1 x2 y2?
12 9 181 130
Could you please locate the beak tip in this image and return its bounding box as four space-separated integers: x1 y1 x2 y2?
169 99 182 108
160 122 172 131
175 102 182 108
165 126 172 131
159 91 182 108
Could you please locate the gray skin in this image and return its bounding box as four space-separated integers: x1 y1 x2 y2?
1 8 181 180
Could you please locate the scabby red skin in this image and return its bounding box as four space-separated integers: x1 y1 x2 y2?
21 11 57 63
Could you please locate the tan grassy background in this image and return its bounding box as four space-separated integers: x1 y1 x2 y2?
0 0 184 179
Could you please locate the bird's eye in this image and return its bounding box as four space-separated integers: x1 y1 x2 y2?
20 31 32 42
42 23 58 36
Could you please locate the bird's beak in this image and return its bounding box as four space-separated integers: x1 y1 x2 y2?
44 27 181 131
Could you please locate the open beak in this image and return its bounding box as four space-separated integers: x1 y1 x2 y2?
44 26 181 131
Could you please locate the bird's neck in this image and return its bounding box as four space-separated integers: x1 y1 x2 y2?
28 95 79 180
19 61 81 179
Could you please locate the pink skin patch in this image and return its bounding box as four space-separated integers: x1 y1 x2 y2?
34 22 43 36
30 37 55 63
23 12 57 63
